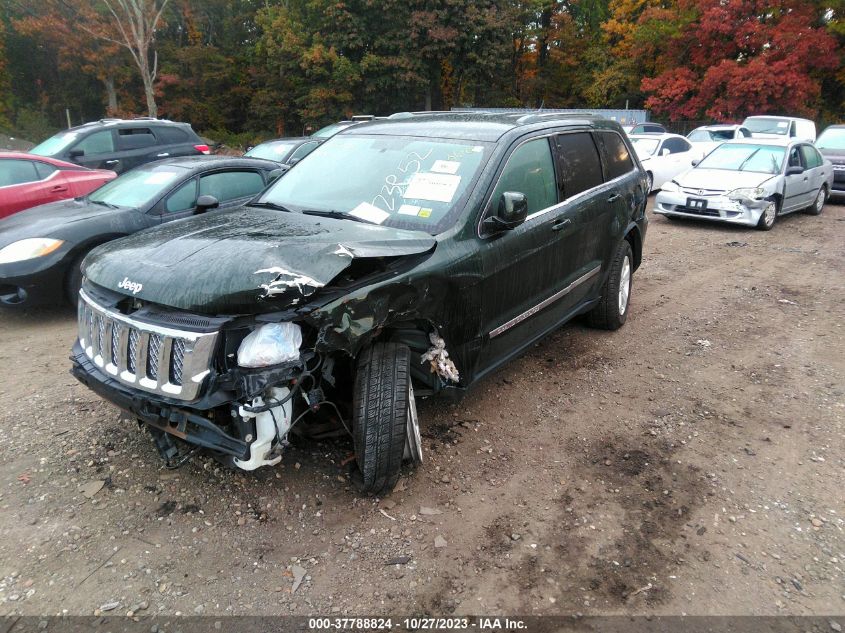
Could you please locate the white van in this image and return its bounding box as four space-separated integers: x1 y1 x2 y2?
742 115 816 142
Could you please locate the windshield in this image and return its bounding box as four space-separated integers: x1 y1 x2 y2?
312 122 356 138
88 165 184 207
696 143 785 174
257 135 490 233
744 117 790 135
30 131 79 156
245 141 298 161
630 137 659 156
816 127 845 150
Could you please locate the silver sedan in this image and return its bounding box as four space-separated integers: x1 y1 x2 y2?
654 139 833 230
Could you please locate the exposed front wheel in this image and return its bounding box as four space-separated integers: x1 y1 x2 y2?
805 186 826 216
756 200 777 231
585 239 633 331
352 342 420 495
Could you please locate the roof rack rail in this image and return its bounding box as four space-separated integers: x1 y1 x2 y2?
515 112 596 125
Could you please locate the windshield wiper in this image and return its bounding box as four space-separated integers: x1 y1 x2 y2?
89 199 119 209
250 201 293 213
301 209 377 225
736 149 761 172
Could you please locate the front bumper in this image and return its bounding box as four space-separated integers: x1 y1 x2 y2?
71 340 250 460
832 167 845 194
653 191 767 227
0 256 68 308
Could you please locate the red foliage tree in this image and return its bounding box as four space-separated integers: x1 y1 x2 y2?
642 0 838 121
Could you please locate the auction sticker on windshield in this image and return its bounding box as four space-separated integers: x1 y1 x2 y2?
403 172 461 203
350 201 389 224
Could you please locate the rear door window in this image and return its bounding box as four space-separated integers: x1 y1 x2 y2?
799 145 822 169
199 170 266 202
0 159 40 186
595 132 634 181
74 130 115 155
117 128 157 150
662 138 692 154
554 132 603 199
491 138 557 215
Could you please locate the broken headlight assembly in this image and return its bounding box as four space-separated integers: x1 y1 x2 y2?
237 322 303 368
727 187 765 202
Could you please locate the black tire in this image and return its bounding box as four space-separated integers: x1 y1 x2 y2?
64 251 87 305
352 342 415 495
756 199 777 231
585 239 633 331
805 185 826 216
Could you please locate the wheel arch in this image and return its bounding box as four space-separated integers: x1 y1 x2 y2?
624 224 643 271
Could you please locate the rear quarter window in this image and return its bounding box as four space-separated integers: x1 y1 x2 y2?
595 131 635 181
155 126 191 144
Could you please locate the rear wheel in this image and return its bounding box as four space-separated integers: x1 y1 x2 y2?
805 185 826 216
756 199 777 231
585 239 633 331
352 342 420 495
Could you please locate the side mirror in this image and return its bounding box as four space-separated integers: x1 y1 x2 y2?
660 148 670 156
482 192 528 234
267 167 288 184
691 158 700 167
785 165 804 176
194 195 219 214
69 149 84 159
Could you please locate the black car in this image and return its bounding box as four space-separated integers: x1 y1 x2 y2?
0 156 280 307
244 137 324 165
28 118 210 174
816 124 845 197
71 113 648 494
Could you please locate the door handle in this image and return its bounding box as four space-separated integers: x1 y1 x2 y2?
104 160 119 165
607 193 622 203
552 217 572 231
156 152 170 158
50 185 68 192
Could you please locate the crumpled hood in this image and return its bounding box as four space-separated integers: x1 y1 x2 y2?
675 168 775 192
83 206 436 314
0 198 118 246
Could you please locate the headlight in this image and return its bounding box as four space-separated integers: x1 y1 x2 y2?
727 187 764 201
237 322 302 368
0 238 65 264
660 180 680 192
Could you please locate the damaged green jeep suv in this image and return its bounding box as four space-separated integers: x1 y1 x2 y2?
71 112 648 494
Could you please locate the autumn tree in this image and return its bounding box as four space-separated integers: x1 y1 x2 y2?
641 0 839 121
0 21 12 129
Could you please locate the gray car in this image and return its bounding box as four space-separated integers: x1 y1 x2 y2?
654 138 833 230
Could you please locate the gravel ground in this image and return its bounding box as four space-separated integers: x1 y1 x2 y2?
0 198 843 617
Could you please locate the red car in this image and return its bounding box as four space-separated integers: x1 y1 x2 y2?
0 152 116 220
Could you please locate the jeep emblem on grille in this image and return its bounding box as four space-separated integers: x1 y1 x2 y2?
118 277 143 295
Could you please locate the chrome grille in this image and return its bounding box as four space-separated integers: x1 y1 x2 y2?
680 187 725 197
147 334 163 379
111 324 122 365
170 338 186 386
127 329 139 374
78 290 219 401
